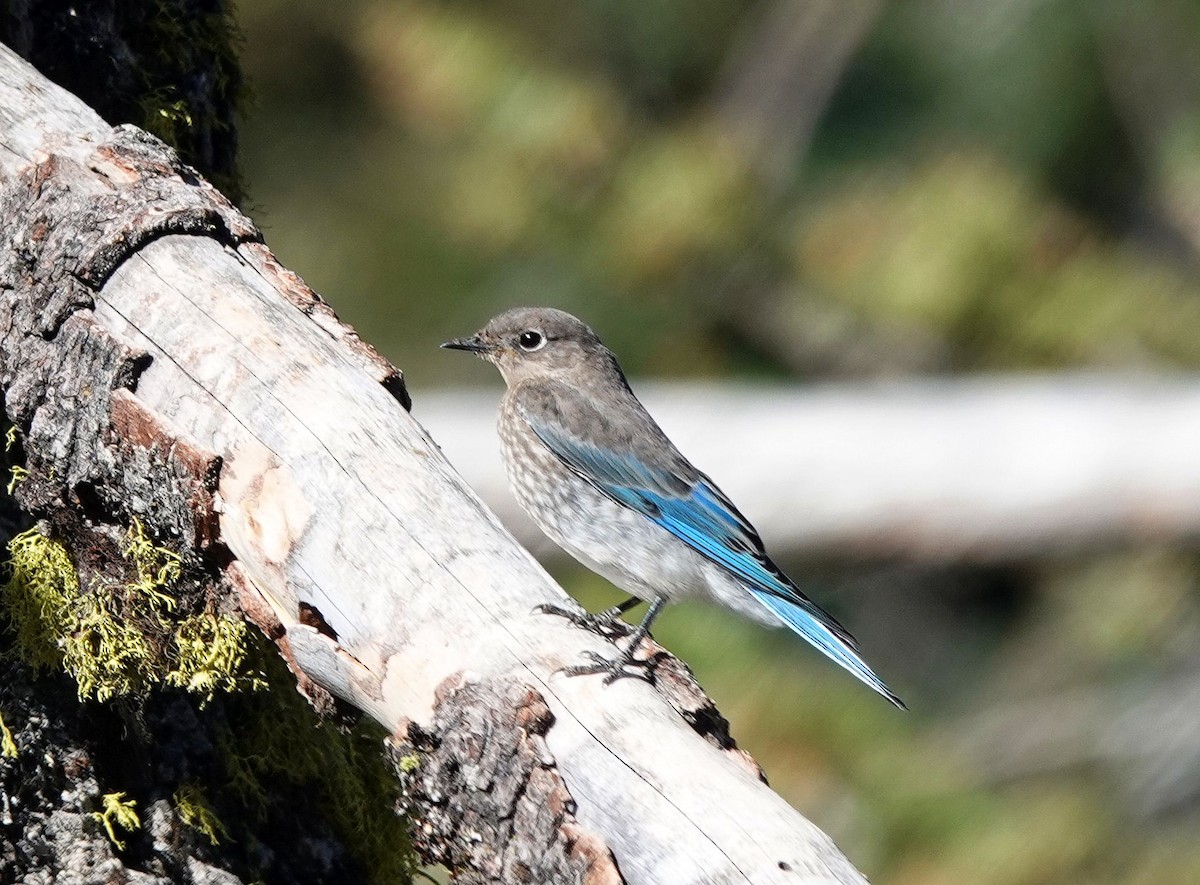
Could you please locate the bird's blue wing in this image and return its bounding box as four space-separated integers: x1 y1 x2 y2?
523 398 904 708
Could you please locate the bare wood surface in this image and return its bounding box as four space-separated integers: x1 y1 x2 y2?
0 44 868 884
417 378 1200 562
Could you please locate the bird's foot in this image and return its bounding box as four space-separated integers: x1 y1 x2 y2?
533 602 634 638
557 649 650 685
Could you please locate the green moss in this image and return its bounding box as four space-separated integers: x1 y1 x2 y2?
91 791 140 850
174 782 228 845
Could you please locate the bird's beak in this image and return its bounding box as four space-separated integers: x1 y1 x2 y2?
440 334 492 354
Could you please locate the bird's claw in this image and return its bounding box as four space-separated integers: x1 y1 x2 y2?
533 602 633 637
558 649 646 685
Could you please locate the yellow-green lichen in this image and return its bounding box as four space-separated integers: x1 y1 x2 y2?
91 791 140 850
3 523 412 879
173 783 227 845
168 613 266 704
5 465 29 496
122 517 181 611
1 526 78 672
5 425 27 494
2 521 264 705
140 88 196 148
0 708 17 758
61 578 160 703
129 1 246 202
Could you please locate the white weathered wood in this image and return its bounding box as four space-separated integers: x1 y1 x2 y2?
0 43 869 884
418 378 1200 561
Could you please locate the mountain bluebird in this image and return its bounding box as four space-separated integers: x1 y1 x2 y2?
443 307 904 707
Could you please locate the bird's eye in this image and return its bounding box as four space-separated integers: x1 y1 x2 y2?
518 330 545 351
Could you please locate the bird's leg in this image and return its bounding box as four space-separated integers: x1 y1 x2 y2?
534 595 642 637
560 597 667 684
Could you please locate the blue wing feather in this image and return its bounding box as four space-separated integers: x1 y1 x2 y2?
526 410 905 708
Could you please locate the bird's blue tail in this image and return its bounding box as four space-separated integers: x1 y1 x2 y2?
751 591 907 709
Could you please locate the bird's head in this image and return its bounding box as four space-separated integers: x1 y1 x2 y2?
442 307 621 386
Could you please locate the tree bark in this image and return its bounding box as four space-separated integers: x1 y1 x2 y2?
0 43 868 884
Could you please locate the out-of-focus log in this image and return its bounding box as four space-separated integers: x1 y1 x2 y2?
418 377 1200 562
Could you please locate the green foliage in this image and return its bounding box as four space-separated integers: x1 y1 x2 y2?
792 152 1200 370
91 792 140 851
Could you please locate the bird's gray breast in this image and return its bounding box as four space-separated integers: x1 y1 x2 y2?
496 395 709 602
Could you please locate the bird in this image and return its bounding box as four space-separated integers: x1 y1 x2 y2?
442 307 905 708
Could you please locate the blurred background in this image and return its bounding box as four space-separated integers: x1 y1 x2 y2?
233 1 1200 882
